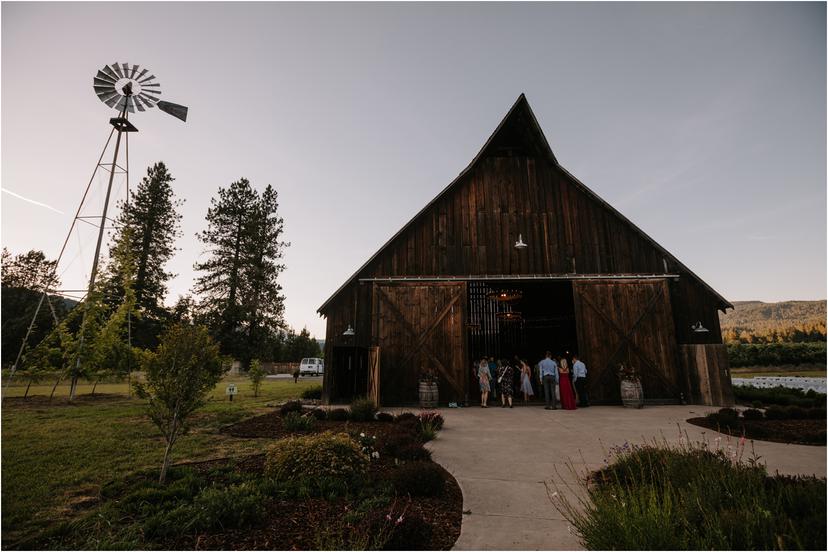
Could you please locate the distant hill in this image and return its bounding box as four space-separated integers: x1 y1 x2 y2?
719 300 826 342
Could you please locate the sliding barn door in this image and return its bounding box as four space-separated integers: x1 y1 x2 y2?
374 282 467 405
573 279 680 403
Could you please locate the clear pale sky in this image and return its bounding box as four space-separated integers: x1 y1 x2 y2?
2 2 825 338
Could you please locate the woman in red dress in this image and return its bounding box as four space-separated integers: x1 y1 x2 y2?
558 358 577 410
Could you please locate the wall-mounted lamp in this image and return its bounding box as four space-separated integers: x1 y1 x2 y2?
514 234 528 249
342 325 355 336
690 321 709 333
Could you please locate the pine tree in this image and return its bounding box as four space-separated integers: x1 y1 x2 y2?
193 179 288 363
103 162 182 348
242 185 288 364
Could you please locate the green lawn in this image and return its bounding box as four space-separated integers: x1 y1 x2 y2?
1 376 317 546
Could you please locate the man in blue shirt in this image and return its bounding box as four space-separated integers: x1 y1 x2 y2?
571 354 589 407
538 351 559 410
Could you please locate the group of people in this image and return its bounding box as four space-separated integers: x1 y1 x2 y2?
475 351 589 410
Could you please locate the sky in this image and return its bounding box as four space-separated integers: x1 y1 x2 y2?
2 1 826 338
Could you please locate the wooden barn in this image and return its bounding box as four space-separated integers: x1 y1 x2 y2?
318 94 734 408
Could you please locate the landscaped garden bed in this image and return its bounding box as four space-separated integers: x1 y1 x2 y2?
16 404 462 550
552 438 826 550
687 409 826 445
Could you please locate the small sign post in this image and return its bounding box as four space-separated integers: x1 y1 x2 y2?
226 383 238 402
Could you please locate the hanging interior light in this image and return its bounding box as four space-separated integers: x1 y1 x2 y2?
514 234 528 249
486 289 523 302
342 325 355 336
496 311 523 322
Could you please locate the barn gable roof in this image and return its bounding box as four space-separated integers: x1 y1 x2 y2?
318 94 732 314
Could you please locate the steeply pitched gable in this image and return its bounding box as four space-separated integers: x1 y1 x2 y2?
318 94 731 313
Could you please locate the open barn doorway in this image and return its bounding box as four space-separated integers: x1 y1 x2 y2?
330 346 369 403
467 280 578 403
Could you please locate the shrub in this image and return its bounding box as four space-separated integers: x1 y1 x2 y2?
384 511 433 551
280 400 303 415
419 422 437 442
807 407 827 419
394 412 418 424
786 405 808 420
282 411 316 432
309 408 328 420
555 440 827 550
328 408 349 421
349 398 378 422
751 400 764 409
764 405 787 420
734 385 826 408
707 411 739 430
418 411 444 430
376 412 395 423
718 407 738 418
741 408 764 420
265 432 368 484
394 414 421 437
301 384 323 400
391 462 445 497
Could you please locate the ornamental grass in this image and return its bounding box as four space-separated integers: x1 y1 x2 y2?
551 433 826 550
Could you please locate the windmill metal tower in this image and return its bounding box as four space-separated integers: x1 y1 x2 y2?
4 63 189 401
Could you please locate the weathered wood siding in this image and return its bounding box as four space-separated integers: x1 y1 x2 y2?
373 282 466 405
363 156 666 279
679 344 735 406
573 279 681 403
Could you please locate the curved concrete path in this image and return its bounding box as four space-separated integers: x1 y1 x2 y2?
425 405 826 551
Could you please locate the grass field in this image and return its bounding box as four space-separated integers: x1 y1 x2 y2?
1 376 317 546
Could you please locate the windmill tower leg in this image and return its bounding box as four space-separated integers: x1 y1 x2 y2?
68 106 131 401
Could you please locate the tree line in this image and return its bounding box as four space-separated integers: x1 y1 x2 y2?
2 162 321 393
722 322 826 345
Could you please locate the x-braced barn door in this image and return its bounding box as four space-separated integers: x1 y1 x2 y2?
374 283 467 405
573 279 681 404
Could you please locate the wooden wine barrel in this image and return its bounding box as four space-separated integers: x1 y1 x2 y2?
419 381 438 408
620 379 644 408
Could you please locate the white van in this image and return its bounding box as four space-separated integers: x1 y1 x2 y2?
299 358 324 376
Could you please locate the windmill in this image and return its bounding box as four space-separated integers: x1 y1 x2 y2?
4 63 189 401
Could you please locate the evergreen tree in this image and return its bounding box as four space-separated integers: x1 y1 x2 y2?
1 248 66 366
242 185 288 364
103 162 182 349
193 179 288 363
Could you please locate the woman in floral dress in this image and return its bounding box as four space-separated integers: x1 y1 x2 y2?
498 360 514 408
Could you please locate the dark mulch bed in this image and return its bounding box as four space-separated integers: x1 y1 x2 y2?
164 453 462 550
223 410 404 441
687 416 826 446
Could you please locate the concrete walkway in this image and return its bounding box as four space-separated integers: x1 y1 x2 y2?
425 405 826 551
